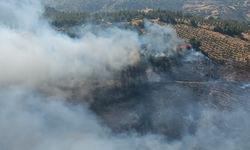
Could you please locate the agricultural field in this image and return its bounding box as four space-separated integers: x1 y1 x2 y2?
175 24 250 63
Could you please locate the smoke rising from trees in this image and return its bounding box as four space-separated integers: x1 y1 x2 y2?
0 0 250 150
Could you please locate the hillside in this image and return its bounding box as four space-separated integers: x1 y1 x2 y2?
183 0 250 21
129 18 250 64
175 24 250 63
45 8 250 63
2 1 250 149
44 0 250 21
43 0 185 12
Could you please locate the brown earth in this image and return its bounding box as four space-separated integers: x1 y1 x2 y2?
175 24 250 64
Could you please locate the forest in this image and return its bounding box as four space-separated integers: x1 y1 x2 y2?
45 7 250 37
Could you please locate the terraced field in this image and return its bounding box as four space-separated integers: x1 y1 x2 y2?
175 24 250 64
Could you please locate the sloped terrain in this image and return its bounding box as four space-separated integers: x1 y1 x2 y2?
175 24 250 63
183 0 250 21
44 0 250 21
43 0 185 12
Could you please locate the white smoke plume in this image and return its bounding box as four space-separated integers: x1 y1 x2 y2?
0 0 250 150
1 87 250 150
0 88 182 150
141 21 182 57
0 0 140 89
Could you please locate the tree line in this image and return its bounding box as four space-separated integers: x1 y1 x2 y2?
45 7 250 37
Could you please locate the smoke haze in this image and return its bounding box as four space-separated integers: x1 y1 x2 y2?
0 0 250 150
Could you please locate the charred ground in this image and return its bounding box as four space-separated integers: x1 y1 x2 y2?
45 9 250 141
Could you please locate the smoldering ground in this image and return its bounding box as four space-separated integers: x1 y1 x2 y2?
0 0 250 150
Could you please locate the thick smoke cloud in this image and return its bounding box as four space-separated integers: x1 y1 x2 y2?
0 88 182 150
1 87 250 150
0 0 141 93
141 21 182 57
0 0 250 150
0 26 140 84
